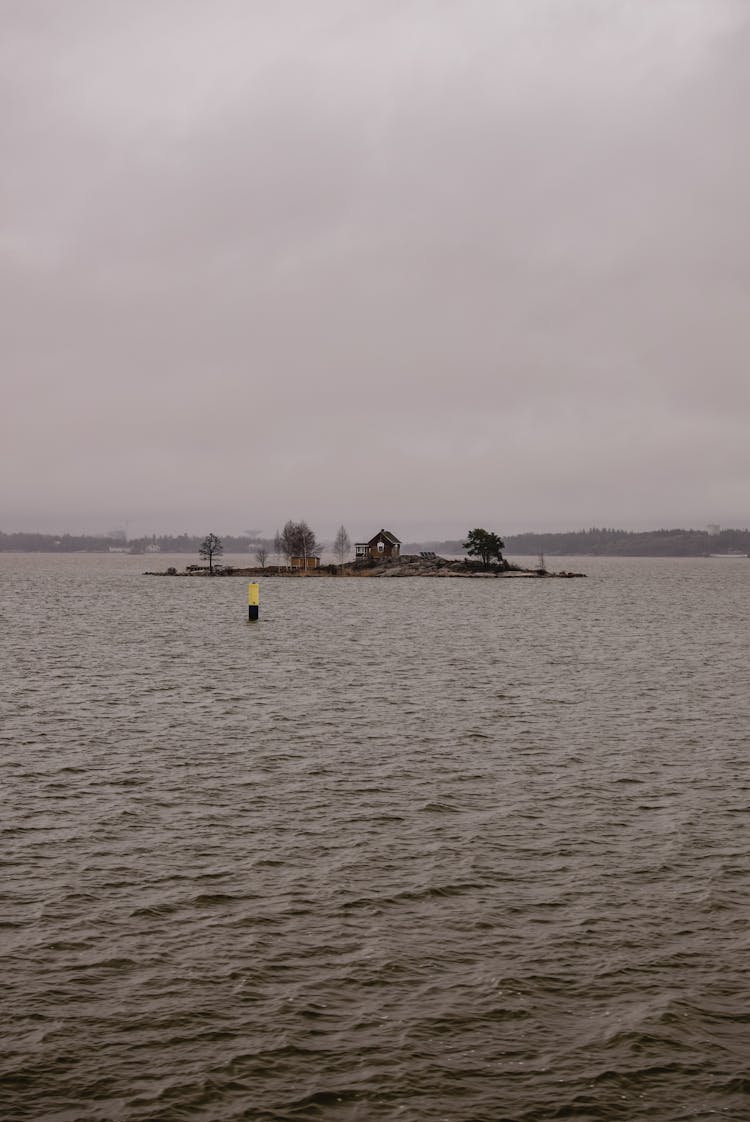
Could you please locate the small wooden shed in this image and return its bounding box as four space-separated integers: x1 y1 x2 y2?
290 555 320 570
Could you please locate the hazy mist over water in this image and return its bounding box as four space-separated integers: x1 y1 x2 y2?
2 553 749 1120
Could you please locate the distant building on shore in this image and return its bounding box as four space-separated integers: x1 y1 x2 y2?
291 555 320 570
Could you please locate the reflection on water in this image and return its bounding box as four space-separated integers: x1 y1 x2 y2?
2 553 749 1120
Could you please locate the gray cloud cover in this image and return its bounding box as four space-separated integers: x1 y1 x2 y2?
2 0 749 538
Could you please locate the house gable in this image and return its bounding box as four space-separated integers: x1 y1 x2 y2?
356 528 401 558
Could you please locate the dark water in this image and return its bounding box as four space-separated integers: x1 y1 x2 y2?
2 553 749 1121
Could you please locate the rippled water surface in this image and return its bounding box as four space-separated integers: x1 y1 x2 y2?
2 553 749 1121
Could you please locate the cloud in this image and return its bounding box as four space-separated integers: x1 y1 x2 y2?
2 0 749 535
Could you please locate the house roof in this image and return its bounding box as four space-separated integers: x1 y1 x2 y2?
367 528 401 546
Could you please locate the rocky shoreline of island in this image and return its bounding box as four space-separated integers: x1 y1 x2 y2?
144 555 586 579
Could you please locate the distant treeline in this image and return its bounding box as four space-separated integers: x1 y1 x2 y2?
505 527 750 557
0 532 266 554
407 528 750 557
3 527 749 557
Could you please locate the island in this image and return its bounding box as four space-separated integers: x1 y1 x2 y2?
145 527 585 578
145 554 585 579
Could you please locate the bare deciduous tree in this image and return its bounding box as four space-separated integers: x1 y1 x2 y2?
278 520 319 568
277 524 294 567
333 524 351 567
255 545 268 568
297 520 318 563
273 529 284 567
199 532 223 575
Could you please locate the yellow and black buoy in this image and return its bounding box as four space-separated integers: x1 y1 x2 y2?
248 582 259 621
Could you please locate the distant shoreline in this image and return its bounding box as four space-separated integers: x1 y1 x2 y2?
4 525 749 559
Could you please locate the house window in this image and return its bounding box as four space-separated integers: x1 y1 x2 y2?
377 541 384 552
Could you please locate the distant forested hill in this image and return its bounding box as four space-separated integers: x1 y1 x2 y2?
405 529 750 557
505 528 750 556
4 527 749 557
0 532 266 553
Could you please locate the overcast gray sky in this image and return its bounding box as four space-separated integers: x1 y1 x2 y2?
2 0 749 539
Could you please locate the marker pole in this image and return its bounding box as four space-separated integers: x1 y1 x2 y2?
248 582 259 621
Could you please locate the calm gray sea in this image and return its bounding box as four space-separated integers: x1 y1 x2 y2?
2 553 749 1122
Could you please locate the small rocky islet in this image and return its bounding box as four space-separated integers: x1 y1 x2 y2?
145 555 585 579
